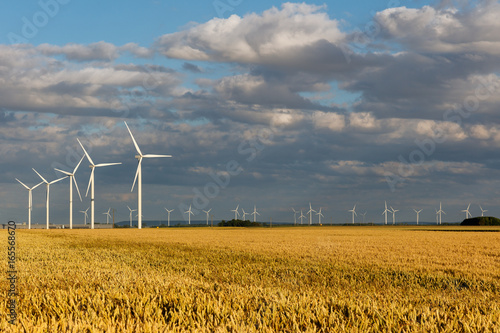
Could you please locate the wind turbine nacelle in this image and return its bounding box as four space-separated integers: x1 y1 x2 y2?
135 155 141 159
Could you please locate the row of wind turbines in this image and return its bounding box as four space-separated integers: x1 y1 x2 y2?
15 122 170 230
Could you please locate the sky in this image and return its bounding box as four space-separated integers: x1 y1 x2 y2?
2 0 500 225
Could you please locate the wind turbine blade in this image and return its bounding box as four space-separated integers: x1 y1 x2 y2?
54 168 72 176
124 121 142 155
73 155 85 173
86 168 94 197
143 154 172 158
49 176 68 185
15 178 30 190
33 181 44 190
73 176 83 202
77 138 94 166
32 168 48 183
95 163 122 167
131 158 142 192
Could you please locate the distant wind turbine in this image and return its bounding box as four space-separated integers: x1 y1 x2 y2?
80 207 89 225
54 155 85 229
241 208 247 221
307 203 316 225
291 208 297 225
33 168 67 229
479 205 487 217
462 203 472 219
299 209 305 224
360 211 367 223
316 207 324 225
413 209 422 225
348 204 357 224
15 178 44 229
251 205 260 222
127 206 137 227
203 208 212 225
436 202 445 225
185 205 194 224
164 208 174 227
390 206 399 225
231 204 239 220
382 201 390 225
124 121 172 230
77 138 121 230
103 208 112 224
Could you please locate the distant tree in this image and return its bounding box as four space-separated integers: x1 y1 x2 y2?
461 216 500 226
218 219 261 227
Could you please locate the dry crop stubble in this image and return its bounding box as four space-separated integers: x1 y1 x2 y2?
1 226 499 332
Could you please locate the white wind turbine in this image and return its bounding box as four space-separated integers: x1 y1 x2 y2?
291 208 297 225
307 203 316 225
124 121 172 230
203 208 212 225
80 207 89 225
241 208 247 221
54 155 85 229
316 207 324 225
15 178 44 229
390 206 398 225
479 205 488 217
251 205 260 222
77 138 121 230
185 205 194 224
348 204 357 224
360 211 367 223
436 202 445 225
462 203 472 219
299 209 305 224
33 168 67 229
127 206 137 227
382 201 390 225
413 209 422 225
103 208 112 224
164 208 173 227
231 204 239 220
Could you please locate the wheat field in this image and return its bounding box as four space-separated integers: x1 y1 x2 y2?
1 226 500 332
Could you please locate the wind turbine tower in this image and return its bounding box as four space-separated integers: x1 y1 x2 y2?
127 206 137 227
103 208 112 224
316 207 324 225
382 201 390 225
33 169 67 229
413 209 422 225
54 155 84 229
164 208 174 227
251 205 260 222
185 205 194 224
80 207 89 225
124 122 172 230
203 208 212 225
462 203 472 219
390 206 399 225
348 204 357 224
299 210 305 224
436 202 445 225
307 203 316 225
15 178 43 229
231 205 239 220
479 205 488 217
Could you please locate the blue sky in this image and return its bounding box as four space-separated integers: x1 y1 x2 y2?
2 0 500 226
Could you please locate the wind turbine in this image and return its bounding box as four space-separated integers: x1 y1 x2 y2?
231 204 239 220
291 208 297 225
390 206 399 224
241 208 247 221
382 201 390 225
124 122 171 230
33 168 67 229
307 203 316 225
15 178 44 229
54 155 85 229
348 204 357 224
77 138 121 230
185 205 194 224
164 208 174 227
360 211 367 223
299 209 305 224
203 208 212 225
316 207 324 225
462 203 472 219
127 206 137 227
103 208 112 224
251 205 260 222
436 202 445 224
413 209 422 225
80 207 89 225
479 205 488 217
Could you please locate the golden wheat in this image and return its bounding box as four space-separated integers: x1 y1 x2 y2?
1 226 499 332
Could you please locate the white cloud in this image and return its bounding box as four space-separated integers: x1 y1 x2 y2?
312 111 345 132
